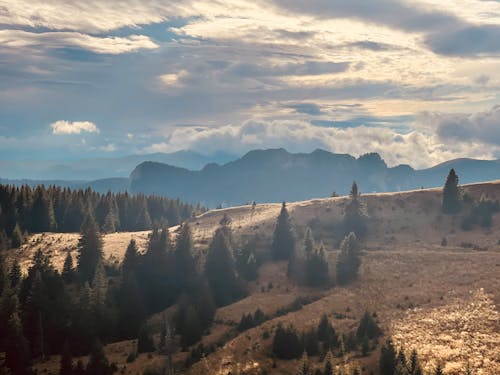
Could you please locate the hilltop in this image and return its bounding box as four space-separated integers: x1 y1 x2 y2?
5 180 500 374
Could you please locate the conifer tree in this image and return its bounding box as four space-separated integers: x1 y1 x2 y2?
31 186 56 232
317 314 337 349
306 245 329 287
11 222 24 248
86 339 113 375
205 226 246 306
379 338 397 375
137 322 155 353
343 181 367 237
434 363 444 375
0 253 4 295
9 259 21 288
298 351 310 375
272 324 303 359
62 195 86 232
336 232 361 285
92 260 107 307
442 169 461 214
77 215 103 283
303 227 314 259
174 223 197 291
323 350 334 375
122 239 139 277
408 349 423 375
5 304 31 375
356 311 382 340
272 202 295 260
60 340 73 375
62 252 74 283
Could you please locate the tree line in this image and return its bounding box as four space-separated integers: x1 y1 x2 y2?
0 184 204 250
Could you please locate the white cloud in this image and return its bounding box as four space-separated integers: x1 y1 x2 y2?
51 120 100 135
144 119 499 168
0 30 158 54
158 70 189 89
100 143 116 152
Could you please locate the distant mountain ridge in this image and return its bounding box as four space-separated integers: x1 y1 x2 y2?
129 148 500 207
0 150 237 180
3 148 500 206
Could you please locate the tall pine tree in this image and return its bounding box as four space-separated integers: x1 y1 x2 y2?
272 202 295 260
442 169 461 214
205 226 246 306
77 215 103 284
336 232 361 285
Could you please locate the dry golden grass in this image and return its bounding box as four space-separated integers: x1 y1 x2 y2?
6 180 500 374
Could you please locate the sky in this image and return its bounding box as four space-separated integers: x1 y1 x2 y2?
1 0 500 168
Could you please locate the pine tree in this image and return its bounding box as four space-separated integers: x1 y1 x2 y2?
122 239 139 277
271 202 295 260
0 253 4 295
434 363 444 375
174 223 197 291
379 338 397 375
179 304 203 348
442 169 461 214
11 222 24 248
62 252 74 283
205 227 246 306
323 350 334 375
137 322 155 353
31 185 56 232
9 259 21 288
272 324 303 359
303 227 314 259
356 311 382 340
317 314 337 349
305 245 329 287
77 215 103 283
86 339 113 375
92 260 107 307
5 306 31 375
343 181 367 237
298 351 310 375
336 232 361 285
408 349 423 375
60 340 73 375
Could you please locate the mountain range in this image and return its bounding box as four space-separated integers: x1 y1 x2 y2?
3 148 500 207
0 150 236 180
129 149 500 207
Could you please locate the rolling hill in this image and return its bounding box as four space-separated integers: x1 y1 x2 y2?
6 180 500 374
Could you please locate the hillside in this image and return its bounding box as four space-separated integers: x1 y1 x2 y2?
129 148 500 207
6 180 500 374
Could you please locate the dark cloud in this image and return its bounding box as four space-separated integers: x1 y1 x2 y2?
269 0 458 32
288 103 324 115
425 25 500 56
269 0 500 57
430 105 500 145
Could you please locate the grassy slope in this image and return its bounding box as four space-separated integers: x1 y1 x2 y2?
8 180 500 374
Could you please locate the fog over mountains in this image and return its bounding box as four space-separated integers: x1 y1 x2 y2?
3 148 500 207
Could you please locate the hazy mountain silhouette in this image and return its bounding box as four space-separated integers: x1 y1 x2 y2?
0 150 236 180
129 148 500 207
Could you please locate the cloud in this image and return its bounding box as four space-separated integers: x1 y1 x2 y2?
0 30 158 54
158 70 189 88
425 25 500 56
0 0 188 33
51 120 100 135
422 105 500 145
143 119 499 168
